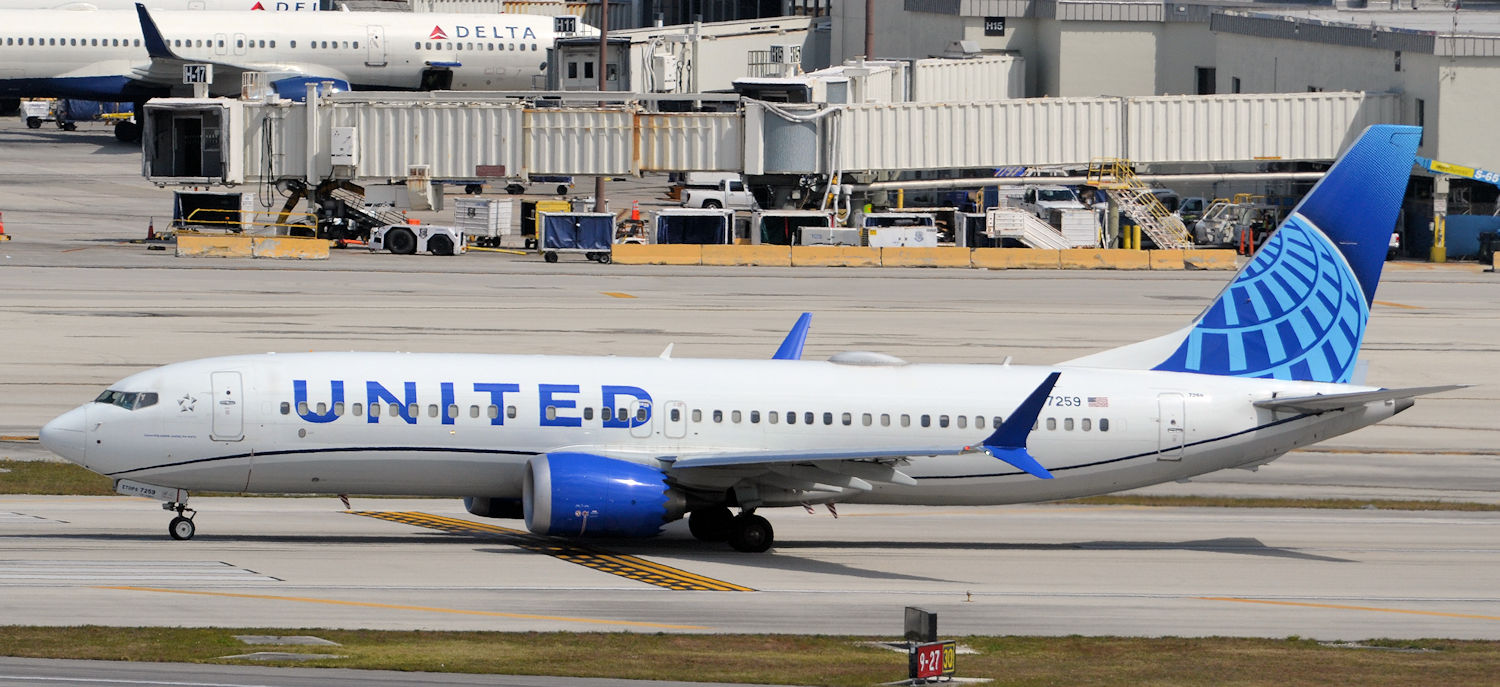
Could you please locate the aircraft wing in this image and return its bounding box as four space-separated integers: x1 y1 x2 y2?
133 3 351 95
1253 384 1467 413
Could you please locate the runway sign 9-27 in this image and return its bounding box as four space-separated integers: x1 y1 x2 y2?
909 640 956 680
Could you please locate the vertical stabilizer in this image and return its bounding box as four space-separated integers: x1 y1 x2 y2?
1064 125 1421 383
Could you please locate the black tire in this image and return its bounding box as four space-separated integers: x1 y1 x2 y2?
25 117 41 129
385 227 418 255
427 234 455 256
728 513 773 553
169 516 195 541
544 251 559 263
61 121 77 131
524 238 537 249
556 185 569 196
465 184 483 195
703 200 722 209
506 184 525 195
114 120 141 143
596 253 611 265
688 507 734 542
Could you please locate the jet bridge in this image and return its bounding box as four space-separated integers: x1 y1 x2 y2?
142 89 1405 195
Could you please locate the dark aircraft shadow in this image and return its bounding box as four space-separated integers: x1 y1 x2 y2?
471 545 957 584
10 128 137 153
767 536 1353 563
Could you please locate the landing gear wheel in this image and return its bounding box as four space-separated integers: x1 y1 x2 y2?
113 120 141 143
728 513 773 553
169 516 195 541
688 506 734 542
544 251 559 263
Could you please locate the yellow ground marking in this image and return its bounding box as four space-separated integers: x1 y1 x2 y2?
350 511 754 592
1372 300 1424 310
1199 596 1500 621
95 586 709 629
0 435 39 441
602 292 637 299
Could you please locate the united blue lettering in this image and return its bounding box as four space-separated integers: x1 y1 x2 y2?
367 381 416 424
539 384 582 427
294 380 341 423
440 382 456 426
601 385 652 428
474 382 519 426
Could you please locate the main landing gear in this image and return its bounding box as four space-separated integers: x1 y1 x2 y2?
164 501 197 540
689 506 774 553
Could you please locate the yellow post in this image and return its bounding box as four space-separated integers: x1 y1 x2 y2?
896 188 905 209
1131 225 1142 251
1431 216 1447 263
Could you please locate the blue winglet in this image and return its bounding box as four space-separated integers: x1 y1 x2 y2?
772 313 812 360
136 3 178 60
979 371 1061 479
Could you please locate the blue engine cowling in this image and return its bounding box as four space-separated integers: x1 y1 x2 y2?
523 453 684 538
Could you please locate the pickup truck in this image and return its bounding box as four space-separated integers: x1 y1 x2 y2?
681 177 758 210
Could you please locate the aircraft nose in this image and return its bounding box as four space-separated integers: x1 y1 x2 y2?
39 406 87 464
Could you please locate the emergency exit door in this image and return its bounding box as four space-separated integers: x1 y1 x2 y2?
210 371 244 442
1157 393 1185 460
366 26 387 67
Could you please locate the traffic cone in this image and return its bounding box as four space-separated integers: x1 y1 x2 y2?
0 211 8 241
146 218 155 241
630 201 640 222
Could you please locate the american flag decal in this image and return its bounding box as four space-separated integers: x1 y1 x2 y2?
1088 397 1109 407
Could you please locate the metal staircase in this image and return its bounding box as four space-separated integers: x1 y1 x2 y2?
985 207 1073 249
1086 159 1193 249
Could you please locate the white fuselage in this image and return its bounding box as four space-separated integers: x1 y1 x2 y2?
44 352 1401 507
0 9 583 99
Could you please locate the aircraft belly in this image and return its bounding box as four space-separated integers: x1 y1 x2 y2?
245 449 528 495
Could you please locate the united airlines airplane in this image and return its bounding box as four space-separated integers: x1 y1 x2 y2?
40 126 1456 552
0 4 589 138
0 0 319 9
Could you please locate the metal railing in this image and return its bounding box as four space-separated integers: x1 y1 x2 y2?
1087 158 1192 249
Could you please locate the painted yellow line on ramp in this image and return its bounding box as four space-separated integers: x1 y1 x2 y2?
1199 596 1500 621
1372 300 1424 310
95 586 710 630
602 292 636 299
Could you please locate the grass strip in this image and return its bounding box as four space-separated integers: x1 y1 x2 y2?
1 628 1499 686
1064 494 1500 512
0 460 114 495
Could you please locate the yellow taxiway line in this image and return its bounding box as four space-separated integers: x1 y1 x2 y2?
1199 596 1500 622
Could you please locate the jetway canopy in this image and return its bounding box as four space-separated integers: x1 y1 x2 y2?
142 91 1404 187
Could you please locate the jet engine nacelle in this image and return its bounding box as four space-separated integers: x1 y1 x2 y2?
463 496 523 519
523 452 685 538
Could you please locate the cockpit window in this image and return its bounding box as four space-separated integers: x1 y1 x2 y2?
93 390 158 410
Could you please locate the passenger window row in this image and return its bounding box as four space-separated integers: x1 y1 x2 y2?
678 409 1110 432
414 41 538 52
4 37 142 47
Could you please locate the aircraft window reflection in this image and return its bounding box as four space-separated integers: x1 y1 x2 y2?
1082 418 1091 431
291 40 297 48
370 403 382 417
583 407 594 421
670 408 680 422
279 402 290 415
236 39 243 48
298 401 310 415
785 411 795 425
732 410 742 423
632 407 644 422
749 410 759 424
841 412 851 426
957 416 967 429
822 412 832 425
803 412 814 425
692 409 702 423
469 405 480 419
546 406 558 421
713 410 723 423
334 402 345 416
921 415 931 428
1064 418 1074 431
861 413 871 427
900 414 910 428
994 416 1003 428
353 41 359 49
939 415 950 428
487 405 499 419
405 403 416 418
508 405 518 419
1046 418 1057 431
976 415 985 429
1100 418 1110 432
315 402 327 414
425 404 438 418
353 403 363 417
446 404 458 419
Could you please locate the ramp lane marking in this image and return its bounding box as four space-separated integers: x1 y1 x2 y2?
349 511 754 592
94 586 709 630
1199 596 1500 621
602 292 636 298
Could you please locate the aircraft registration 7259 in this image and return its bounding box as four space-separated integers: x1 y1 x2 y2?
41 125 1459 552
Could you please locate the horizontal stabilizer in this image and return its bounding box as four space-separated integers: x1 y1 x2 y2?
1254 384 1467 413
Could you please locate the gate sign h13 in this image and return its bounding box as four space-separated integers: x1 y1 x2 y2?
910 641 956 680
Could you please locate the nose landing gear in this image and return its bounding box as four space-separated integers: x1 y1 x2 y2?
164 501 197 541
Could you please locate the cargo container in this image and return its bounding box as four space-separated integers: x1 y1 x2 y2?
539 212 614 263
752 210 835 245
654 208 734 245
452 198 514 248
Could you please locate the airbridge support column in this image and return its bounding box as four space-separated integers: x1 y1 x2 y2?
1432 175 1448 263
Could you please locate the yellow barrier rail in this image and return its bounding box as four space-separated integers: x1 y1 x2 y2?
175 208 319 235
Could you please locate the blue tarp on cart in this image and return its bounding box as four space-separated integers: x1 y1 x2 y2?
542 214 613 250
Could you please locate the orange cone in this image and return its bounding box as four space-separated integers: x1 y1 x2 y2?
146 218 155 240
0 211 8 241
630 201 640 222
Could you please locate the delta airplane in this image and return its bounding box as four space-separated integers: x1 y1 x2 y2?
0 0 318 9
41 126 1458 552
0 4 590 138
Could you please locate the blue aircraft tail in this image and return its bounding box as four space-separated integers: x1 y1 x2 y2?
1066 125 1421 383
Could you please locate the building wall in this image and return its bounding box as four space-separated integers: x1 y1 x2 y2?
1052 22 1158 97
1437 59 1500 169
1158 22 1215 95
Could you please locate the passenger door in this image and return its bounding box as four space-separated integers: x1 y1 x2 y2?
365 26 387 67
210 371 244 442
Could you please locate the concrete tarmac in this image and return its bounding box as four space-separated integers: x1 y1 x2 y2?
1 120 1498 641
